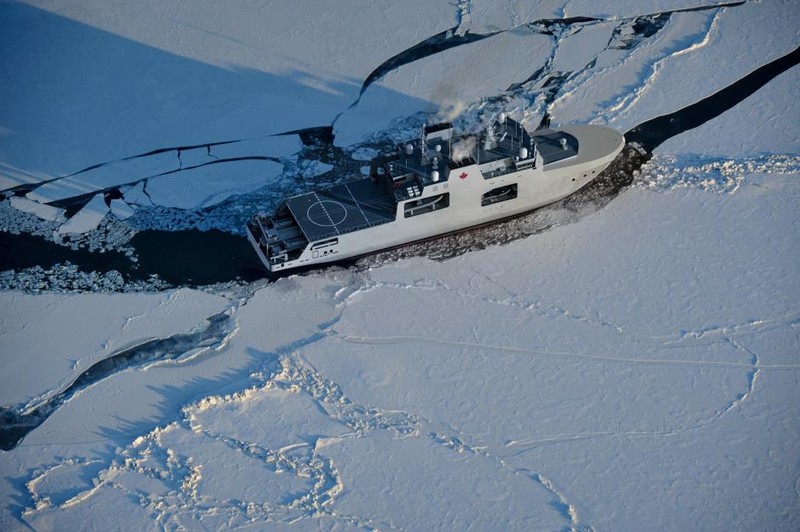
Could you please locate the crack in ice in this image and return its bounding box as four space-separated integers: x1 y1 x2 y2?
0 308 240 451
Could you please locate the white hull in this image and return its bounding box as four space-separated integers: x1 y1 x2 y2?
248 123 624 272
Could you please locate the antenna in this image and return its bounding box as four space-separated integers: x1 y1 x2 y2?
448 128 452 158
420 123 427 166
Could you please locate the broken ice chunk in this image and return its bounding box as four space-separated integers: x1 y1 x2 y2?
57 193 109 235
109 199 136 220
9 196 66 223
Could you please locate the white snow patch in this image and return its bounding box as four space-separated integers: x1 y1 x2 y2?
1 0 454 179
326 431 567 530
298 160 333 179
552 22 615 72
348 147 380 162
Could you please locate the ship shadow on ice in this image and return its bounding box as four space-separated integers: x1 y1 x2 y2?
0 2 397 195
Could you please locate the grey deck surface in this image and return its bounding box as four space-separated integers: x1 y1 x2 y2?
287 177 396 242
531 130 578 164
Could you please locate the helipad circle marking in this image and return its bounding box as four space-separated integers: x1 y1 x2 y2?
306 200 347 227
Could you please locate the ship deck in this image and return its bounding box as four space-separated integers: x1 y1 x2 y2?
286 177 396 242
388 122 578 184
530 129 578 164
471 127 578 167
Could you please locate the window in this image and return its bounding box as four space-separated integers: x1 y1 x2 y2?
481 184 518 206
404 193 450 218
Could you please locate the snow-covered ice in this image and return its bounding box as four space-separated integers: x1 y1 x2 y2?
4 164 798 529
0 288 230 407
1 0 799 530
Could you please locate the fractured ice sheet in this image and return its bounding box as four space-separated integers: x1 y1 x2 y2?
3 169 799 530
333 1 795 147
562 0 745 19
108 199 135 220
551 21 615 72
334 29 553 146
498 366 800 530
122 181 153 207
466 0 739 32
304 172 799 529
25 153 177 204
206 135 301 161
2 0 800 530
0 163 52 193
22 134 297 212
553 0 800 131
551 10 721 127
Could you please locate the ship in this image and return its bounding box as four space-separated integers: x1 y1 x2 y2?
246 116 624 272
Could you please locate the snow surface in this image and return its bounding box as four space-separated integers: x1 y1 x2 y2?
3 168 798 530
1 0 799 530
657 65 800 156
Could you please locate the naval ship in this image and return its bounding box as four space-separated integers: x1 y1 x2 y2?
247 116 624 272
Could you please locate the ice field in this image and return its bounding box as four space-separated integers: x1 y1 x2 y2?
1 1 798 529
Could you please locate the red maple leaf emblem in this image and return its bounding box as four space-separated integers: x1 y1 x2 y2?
459 172 468 179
